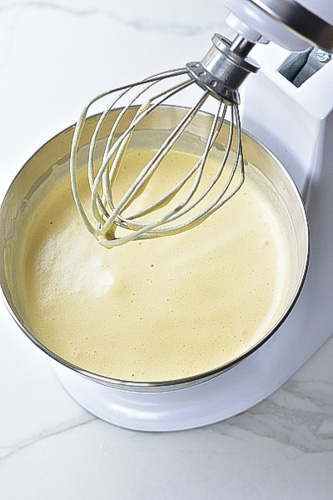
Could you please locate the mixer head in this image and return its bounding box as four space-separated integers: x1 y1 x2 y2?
222 0 333 53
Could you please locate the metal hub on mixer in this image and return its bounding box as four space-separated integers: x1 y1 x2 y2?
187 34 260 105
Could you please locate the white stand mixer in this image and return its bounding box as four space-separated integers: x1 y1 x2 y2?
53 0 333 430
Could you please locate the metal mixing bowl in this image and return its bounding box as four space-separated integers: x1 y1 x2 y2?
0 106 309 392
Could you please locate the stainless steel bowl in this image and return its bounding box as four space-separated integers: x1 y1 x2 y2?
0 106 309 392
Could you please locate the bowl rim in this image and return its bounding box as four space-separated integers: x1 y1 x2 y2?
0 105 310 392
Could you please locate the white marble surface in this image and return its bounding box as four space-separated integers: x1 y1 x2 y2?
0 1 333 498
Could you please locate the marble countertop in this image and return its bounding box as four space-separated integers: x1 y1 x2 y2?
0 1 332 498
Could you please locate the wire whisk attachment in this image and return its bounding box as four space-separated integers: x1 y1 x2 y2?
70 34 259 247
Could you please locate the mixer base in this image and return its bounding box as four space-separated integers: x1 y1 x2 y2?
52 315 331 431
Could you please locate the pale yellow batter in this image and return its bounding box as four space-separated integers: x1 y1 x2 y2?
19 148 291 382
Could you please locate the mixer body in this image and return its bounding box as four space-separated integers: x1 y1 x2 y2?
240 40 333 357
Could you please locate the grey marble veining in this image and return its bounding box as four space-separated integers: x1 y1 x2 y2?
0 414 96 461
0 0 227 35
214 378 333 453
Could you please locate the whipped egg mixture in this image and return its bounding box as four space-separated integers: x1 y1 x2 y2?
19 148 291 382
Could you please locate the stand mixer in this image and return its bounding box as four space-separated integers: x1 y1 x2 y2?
2 0 333 431
51 0 333 430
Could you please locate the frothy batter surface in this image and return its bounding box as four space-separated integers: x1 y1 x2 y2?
20 148 291 382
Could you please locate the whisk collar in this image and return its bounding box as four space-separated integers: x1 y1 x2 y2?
187 33 260 105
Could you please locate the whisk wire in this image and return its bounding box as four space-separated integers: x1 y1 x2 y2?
114 89 210 222
100 79 197 224
124 97 227 228
70 68 189 235
90 79 197 235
